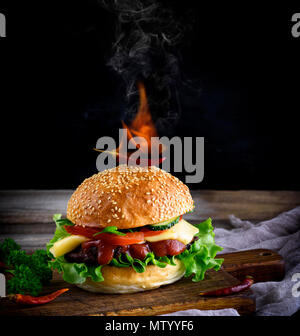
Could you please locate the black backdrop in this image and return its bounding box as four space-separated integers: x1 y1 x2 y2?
0 1 299 190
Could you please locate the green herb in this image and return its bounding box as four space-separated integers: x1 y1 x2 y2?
0 238 20 263
0 238 53 296
6 265 43 296
93 226 126 237
5 249 52 286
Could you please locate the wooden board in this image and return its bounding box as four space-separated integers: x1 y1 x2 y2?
0 249 284 316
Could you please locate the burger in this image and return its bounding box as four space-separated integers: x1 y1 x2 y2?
47 165 223 293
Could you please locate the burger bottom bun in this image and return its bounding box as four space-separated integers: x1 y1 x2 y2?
76 260 186 294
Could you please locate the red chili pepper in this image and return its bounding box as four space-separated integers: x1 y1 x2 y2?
9 288 69 305
199 276 254 296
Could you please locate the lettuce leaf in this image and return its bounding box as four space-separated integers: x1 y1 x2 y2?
109 252 174 273
46 214 73 254
178 218 223 281
49 256 104 284
47 215 223 284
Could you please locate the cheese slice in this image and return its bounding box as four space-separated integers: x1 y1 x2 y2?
49 235 88 258
145 219 199 245
49 220 199 258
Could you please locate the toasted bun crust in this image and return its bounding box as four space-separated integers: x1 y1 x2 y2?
67 165 194 229
76 260 185 294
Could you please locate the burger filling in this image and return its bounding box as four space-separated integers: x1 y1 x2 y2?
47 214 223 284
63 238 196 266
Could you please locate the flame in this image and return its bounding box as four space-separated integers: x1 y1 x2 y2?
129 82 158 143
118 82 162 155
95 82 164 165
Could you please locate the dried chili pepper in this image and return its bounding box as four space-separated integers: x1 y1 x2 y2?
94 149 166 167
199 276 254 296
9 288 69 305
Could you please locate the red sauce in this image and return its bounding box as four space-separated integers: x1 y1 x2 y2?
148 239 186 257
116 245 130 255
97 243 115 265
129 243 151 260
80 238 186 265
82 240 116 265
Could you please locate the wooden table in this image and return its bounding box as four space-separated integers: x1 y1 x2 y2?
1 190 299 252
0 189 299 316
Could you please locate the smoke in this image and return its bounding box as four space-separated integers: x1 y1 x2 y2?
99 0 188 130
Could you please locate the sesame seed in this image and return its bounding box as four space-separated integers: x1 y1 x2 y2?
67 165 193 229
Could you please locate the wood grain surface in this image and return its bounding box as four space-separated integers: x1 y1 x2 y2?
0 248 284 316
0 249 284 316
0 189 296 315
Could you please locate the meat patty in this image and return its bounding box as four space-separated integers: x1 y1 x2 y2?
64 236 198 265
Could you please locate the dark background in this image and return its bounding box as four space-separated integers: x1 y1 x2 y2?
0 1 299 190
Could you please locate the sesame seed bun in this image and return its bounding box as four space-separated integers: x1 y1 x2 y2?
76 259 185 294
67 165 194 229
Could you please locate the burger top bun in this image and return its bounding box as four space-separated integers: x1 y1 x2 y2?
67 165 194 229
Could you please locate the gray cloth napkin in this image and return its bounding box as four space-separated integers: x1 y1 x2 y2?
165 206 300 316
162 308 239 316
